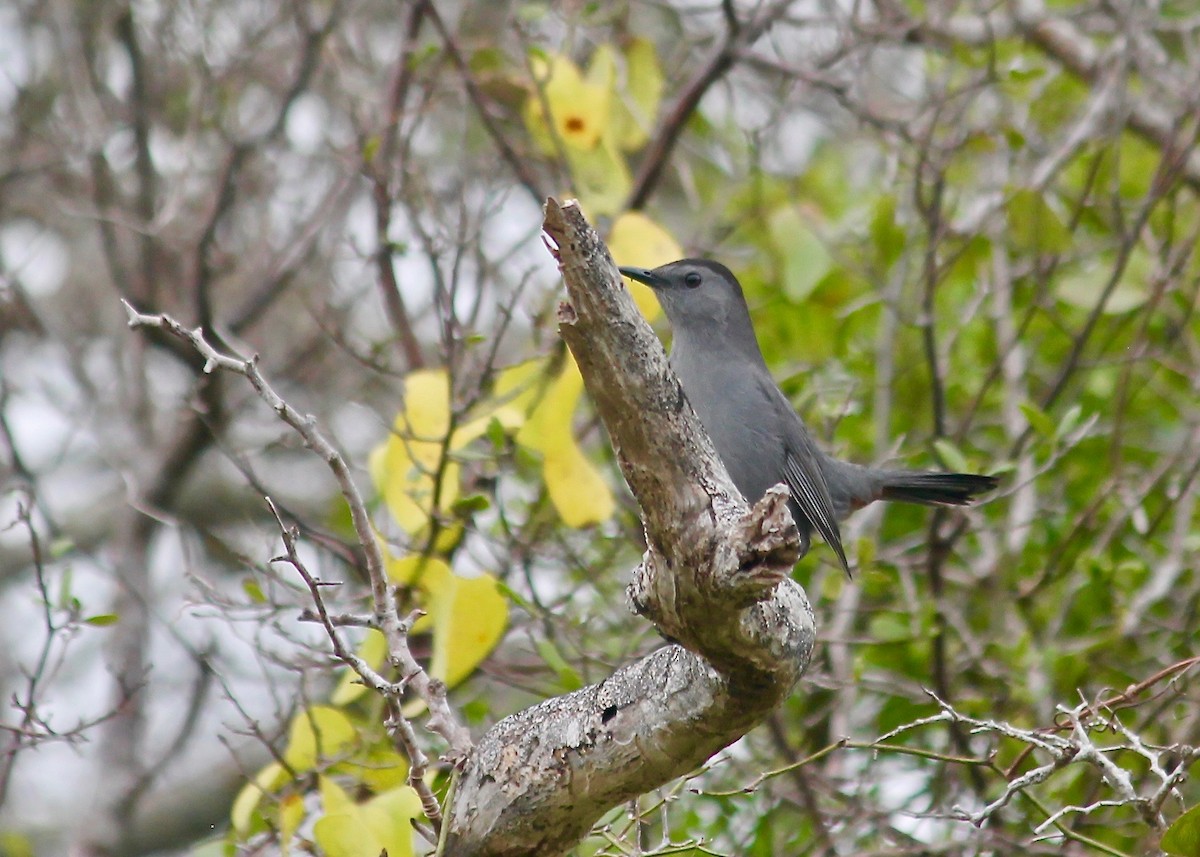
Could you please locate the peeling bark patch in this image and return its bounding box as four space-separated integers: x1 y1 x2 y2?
557 300 578 324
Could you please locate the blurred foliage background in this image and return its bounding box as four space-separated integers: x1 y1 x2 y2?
1 0 1198 854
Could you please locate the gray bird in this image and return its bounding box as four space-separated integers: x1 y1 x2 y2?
619 259 997 576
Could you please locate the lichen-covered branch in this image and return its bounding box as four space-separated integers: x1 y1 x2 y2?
441 200 815 856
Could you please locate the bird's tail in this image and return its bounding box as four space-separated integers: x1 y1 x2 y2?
878 471 998 507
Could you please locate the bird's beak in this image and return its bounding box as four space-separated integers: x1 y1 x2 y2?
618 266 668 290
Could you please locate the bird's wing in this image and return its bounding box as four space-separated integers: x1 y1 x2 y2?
782 449 850 576
767 384 851 576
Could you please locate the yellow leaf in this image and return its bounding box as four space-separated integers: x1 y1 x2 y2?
375 366 542 534
231 761 289 835
386 553 453 588
398 370 451 439
319 775 355 815
313 814 376 857
424 568 509 687
340 744 410 794
608 212 684 320
523 53 610 152
315 779 420 857
330 629 387 706
283 706 358 772
517 356 615 526
279 794 304 856
492 357 551 414
375 370 460 534
383 553 507 686
315 778 382 857
450 361 542 450
361 786 423 857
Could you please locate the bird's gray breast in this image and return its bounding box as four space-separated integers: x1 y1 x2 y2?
669 351 788 510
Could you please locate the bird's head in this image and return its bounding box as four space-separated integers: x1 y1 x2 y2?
618 259 753 343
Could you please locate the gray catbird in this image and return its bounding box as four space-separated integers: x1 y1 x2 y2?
619 259 997 576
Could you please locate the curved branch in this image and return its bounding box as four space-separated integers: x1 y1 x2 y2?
442 199 815 855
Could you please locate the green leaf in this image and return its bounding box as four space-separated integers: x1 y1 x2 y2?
361 135 380 165
535 638 583 691
451 493 491 518
56 566 74 610
611 37 663 151
869 196 905 268
84 613 120 627
566 137 630 218
242 578 267 603
1163 802 1200 856
1056 403 1084 439
1056 250 1149 314
767 206 834 301
1006 189 1070 255
932 438 969 473
485 415 508 449
1019 401 1055 438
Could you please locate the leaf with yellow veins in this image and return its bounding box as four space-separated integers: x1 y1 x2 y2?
283 706 358 772
523 53 610 153
608 212 684 321
517 354 615 526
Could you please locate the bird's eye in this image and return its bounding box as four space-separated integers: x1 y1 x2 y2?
684 272 702 288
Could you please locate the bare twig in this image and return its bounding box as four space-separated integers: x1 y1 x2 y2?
426 4 544 202
626 0 798 210
265 499 446 831
122 304 472 760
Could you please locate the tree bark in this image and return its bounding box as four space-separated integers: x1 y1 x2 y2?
442 200 815 856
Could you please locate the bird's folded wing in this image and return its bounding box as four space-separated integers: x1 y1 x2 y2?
783 441 851 577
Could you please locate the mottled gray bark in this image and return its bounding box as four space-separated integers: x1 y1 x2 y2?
442 200 816 856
